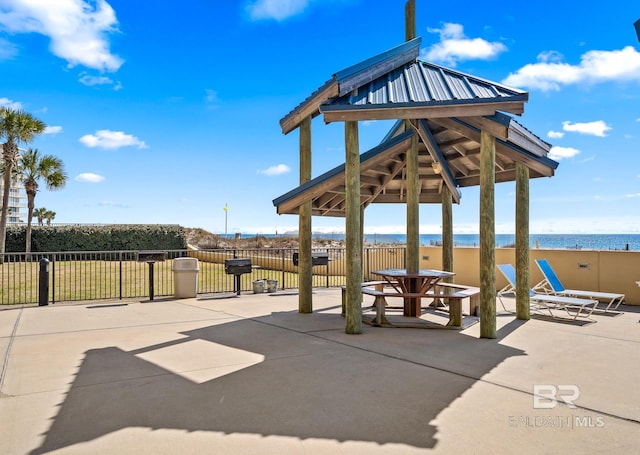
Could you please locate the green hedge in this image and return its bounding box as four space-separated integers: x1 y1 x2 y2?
5 224 187 252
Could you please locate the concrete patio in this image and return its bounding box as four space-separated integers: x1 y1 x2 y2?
1 288 639 454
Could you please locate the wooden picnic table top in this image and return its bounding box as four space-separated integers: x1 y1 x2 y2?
372 269 455 279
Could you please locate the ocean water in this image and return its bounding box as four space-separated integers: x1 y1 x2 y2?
309 233 640 251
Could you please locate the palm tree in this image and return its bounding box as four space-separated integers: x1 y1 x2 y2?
33 207 47 226
0 107 46 259
44 210 56 225
19 149 67 253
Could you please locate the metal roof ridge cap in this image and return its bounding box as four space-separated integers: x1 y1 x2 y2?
453 117 558 170
509 118 552 150
483 112 552 151
333 38 421 93
334 37 421 80
279 77 338 133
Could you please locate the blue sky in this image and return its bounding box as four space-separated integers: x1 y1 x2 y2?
1 0 639 235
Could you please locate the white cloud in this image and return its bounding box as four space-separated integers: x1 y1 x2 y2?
626 193 640 198
422 23 507 66
0 97 23 109
204 89 218 108
636 118 640 122
0 37 18 59
79 73 111 85
44 125 63 135
548 146 580 160
562 120 611 137
503 46 640 91
75 172 105 183
246 0 309 21
547 130 564 139
258 164 291 176
0 0 123 71
79 129 147 150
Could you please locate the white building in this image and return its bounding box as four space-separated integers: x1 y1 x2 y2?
0 181 26 223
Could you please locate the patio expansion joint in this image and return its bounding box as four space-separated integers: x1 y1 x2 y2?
4 316 241 339
0 307 23 395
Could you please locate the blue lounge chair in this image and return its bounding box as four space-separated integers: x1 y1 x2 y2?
497 264 598 320
534 259 624 312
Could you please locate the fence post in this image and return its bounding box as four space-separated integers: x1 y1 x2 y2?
51 254 56 304
325 249 329 288
39 258 49 306
119 251 123 300
281 249 286 290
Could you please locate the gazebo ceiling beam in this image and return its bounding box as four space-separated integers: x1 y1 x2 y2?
430 117 555 176
360 175 384 186
369 156 408 203
320 101 524 123
417 119 462 203
373 193 446 204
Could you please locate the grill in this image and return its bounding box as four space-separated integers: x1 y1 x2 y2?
224 258 252 275
224 258 252 295
292 252 329 266
137 251 167 263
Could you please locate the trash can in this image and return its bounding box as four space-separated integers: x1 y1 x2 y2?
266 279 278 293
172 257 199 298
252 280 265 293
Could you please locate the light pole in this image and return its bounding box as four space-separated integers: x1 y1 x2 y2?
224 203 228 238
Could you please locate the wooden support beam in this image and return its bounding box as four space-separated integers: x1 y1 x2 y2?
406 119 420 316
516 162 530 320
321 101 524 123
406 121 420 274
479 131 496 339
405 0 416 41
442 187 460 324
298 116 313 314
345 121 362 334
442 186 453 278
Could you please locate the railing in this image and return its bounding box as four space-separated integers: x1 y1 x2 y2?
0 247 406 305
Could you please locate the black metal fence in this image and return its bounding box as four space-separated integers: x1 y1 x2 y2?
0 247 406 305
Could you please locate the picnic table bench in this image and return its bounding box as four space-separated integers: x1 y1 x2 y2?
341 280 480 328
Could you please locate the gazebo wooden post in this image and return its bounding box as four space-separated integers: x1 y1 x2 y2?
345 120 362 334
479 131 496 338
405 0 416 42
442 186 459 325
515 162 530 320
442 186 453 276
406 121 420 315
298 116 313 313
360 205 366 281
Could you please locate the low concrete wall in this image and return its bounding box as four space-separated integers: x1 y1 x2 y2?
419 247 640 306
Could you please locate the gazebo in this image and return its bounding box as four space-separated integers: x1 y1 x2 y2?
273 1 558 338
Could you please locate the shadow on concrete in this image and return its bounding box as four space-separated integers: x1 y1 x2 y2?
31 311 525 453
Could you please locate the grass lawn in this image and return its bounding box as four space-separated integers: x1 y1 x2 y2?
1 258 345 305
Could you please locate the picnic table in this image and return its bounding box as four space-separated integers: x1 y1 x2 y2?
371 268 456 317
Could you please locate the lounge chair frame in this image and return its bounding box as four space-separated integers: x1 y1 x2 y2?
534 259 624 312
497 264 598 321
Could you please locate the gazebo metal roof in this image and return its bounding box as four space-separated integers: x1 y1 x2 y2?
275 35 557 216
280 37 529 134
